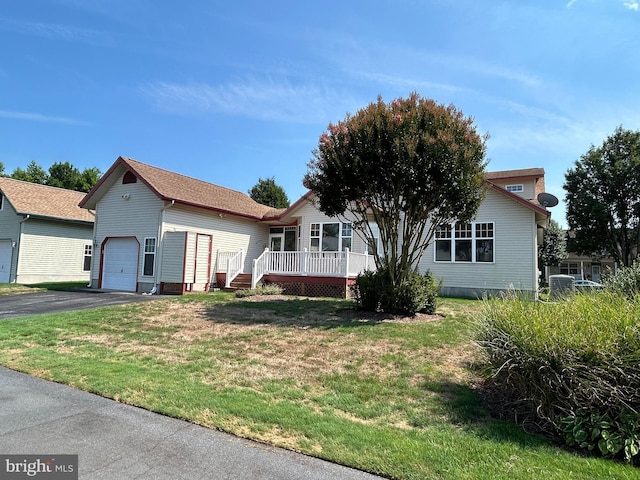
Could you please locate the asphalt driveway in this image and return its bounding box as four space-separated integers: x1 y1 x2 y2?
0 290 158 320
0 367 382 480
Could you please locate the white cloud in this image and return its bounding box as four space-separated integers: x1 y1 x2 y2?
624 1 639 10
0 109 89 125
0 18 114 46
144 77 357 124
566 0 578 8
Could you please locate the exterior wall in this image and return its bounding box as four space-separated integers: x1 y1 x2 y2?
0 199 20 282
16 219 93 283
294 198 370 254
162 205 269 274
92 173 164 291
419 189 539 298
489 178 537 200
160 231 188 283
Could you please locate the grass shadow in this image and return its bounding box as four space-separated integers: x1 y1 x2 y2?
201 298 391 329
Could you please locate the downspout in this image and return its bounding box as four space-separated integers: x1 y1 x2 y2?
16 215 30 283
154 200 175 293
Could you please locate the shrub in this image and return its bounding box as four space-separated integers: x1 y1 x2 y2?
604 258 640 298
235 283 283 298
352 268 439 315
476 292 640 465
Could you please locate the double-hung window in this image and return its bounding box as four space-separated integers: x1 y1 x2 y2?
143 237 156 276
310 222 353 251
83 244 92 271
435 222 494 263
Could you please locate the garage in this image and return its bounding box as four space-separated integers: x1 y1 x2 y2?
102 238 139 291
0 241 12 283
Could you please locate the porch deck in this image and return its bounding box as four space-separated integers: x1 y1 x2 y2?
218 249 377 298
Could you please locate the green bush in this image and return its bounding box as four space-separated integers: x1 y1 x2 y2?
476 292 640 465
604 258 640 298
352 268 439 315
235 283 283 298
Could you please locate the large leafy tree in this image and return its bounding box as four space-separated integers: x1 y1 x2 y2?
538 219 567 270
8 160 100 192
564 126 640 267
11 160 48 184
303 93 488 288
248 177 290 208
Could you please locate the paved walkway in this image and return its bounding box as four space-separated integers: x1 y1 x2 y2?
0 367 384 480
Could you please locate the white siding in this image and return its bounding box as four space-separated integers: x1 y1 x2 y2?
419 189 538 296
16 219 93 283
163 205 268 273
92 173 164 287
294 200 370 254
491 179 536 200
159 231 187 283
194 234 212 291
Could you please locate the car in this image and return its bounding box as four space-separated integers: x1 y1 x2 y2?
573 279 604 290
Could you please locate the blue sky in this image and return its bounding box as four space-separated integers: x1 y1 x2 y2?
1 1 639 226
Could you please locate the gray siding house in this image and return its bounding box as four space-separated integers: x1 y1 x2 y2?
0 178 94 284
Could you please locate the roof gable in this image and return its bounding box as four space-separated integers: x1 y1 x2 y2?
0 177 94 223
80 157 286 220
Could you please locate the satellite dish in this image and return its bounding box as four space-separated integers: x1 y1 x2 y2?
537 192 559 208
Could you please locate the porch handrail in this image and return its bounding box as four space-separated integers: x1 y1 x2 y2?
225 249 243 288
251 248 376 289
251 248 270 289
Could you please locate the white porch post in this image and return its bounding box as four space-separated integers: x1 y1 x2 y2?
302 248 308 275
344 247 350 277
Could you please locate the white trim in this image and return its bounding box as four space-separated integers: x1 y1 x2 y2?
143 237 157 276
434 221 495 263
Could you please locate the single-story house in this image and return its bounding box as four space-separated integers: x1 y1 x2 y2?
79 157 550 298
547 254 617 283
0 177 95 284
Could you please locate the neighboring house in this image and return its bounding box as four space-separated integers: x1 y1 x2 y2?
79 157 551 299
547 253 617 283
0 177 95 284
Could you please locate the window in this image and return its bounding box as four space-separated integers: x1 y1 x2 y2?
435 225 452 261
560 263 578 275
435 222 494 263
506 184 523 193
123 171 137 184
143 237 156 276
0 193 3 210
83 244 92 271
455 223 472 262
310 222 353 251
366 222 380 255
475 223 494 262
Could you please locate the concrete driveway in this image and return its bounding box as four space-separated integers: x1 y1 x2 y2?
0 367 383 480
0 290 158 320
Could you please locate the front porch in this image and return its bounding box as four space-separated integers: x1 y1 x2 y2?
218 249 377 299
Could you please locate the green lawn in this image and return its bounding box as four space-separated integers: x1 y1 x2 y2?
0 293 636 480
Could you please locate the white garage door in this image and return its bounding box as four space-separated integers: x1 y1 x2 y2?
0 241 12 283
102 238 139 291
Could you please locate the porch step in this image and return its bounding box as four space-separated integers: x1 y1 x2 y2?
221 273 252 292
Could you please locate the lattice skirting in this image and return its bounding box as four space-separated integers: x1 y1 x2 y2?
263 275 356 299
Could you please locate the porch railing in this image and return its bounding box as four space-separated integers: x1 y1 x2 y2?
251 248 376 289
225 249 244 288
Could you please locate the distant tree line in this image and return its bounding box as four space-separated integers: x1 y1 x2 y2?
0 160 101 193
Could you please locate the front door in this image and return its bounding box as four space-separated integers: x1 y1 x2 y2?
269 227 297 273
592 265 601 282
